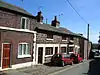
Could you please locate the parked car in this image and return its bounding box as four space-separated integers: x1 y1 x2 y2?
51 53 74 67
70 53 83 64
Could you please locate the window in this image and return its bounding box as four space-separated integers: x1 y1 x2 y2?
68 47 74 52
18 43 31 58
61 47 66 53
69 37 73 40
55 47 58 54
45 47 53 55
47 33 53 39
62 36 66 40
21 17 30 29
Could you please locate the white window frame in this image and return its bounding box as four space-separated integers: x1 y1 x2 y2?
21 17 30 29
18 42 31 58
61 47 67 53
45 47 53 56
62 40 67 41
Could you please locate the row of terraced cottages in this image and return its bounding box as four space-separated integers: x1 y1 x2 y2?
0 1 92 70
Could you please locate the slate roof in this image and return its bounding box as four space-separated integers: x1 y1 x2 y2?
35 23 87 40
0 1 33 17
36 23 76 35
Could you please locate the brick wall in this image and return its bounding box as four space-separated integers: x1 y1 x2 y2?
0 9 35 66
0 9 36 30
0 30 33 65
36 29 68 44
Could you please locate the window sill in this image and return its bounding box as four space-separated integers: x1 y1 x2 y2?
45 55 53 57
21 29 29 30
46 38 53 41
18 55 31 58
62 40 67 41
69 44 74 47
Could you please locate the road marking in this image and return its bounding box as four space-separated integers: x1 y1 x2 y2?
48 60 89 75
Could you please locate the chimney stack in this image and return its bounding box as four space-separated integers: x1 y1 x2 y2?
36 11 43 24
51 16 60 28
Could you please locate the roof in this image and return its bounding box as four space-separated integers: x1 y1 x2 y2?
35 23 76 35
0 1 33 17
35 23 88 40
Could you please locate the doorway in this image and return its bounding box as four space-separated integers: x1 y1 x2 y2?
2 43 11 69
38 47 43 64
55 47 58 54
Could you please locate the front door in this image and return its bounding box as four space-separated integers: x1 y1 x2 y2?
38 47 43 64
2 43 11 69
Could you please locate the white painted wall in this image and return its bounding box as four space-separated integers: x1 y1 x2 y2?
35 44 68 64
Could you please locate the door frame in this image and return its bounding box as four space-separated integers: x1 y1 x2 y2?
1 43 11 68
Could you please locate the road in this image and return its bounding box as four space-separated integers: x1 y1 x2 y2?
53 61 89 75
49 58 100 75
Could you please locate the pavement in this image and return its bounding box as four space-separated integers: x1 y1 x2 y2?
1 60 89 75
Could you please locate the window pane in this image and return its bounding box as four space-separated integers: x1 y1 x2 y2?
61 47 66 53
26 19 29 29
18 44 22 55
21 18 25 29
47 33 53 39
62 36 66 40
26 44 30 54
23 44 26 55
45 47 53 55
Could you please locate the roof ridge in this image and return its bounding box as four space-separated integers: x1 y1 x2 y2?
0 1 25 11
0 1 33 16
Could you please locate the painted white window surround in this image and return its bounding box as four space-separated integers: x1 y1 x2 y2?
46 38 53 40
61 47 67 53
21 17 30 29
45 47 53 55
62 40 67 41
0 26 36 33
69 44 74 47
45 55 53 57
18 55 31 58
18 43 31 58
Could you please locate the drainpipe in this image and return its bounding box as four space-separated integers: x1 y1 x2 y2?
33 32 37 64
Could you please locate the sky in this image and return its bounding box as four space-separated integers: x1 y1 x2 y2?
3 0 100 43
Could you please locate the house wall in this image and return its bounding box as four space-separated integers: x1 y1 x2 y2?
79 38 84 58
0 9 36 30
88 42 92 58
0 9 36 69
35 29 68 64
36 29 68 44
0 30 33 66
84 40 88 59
73 37 80 54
